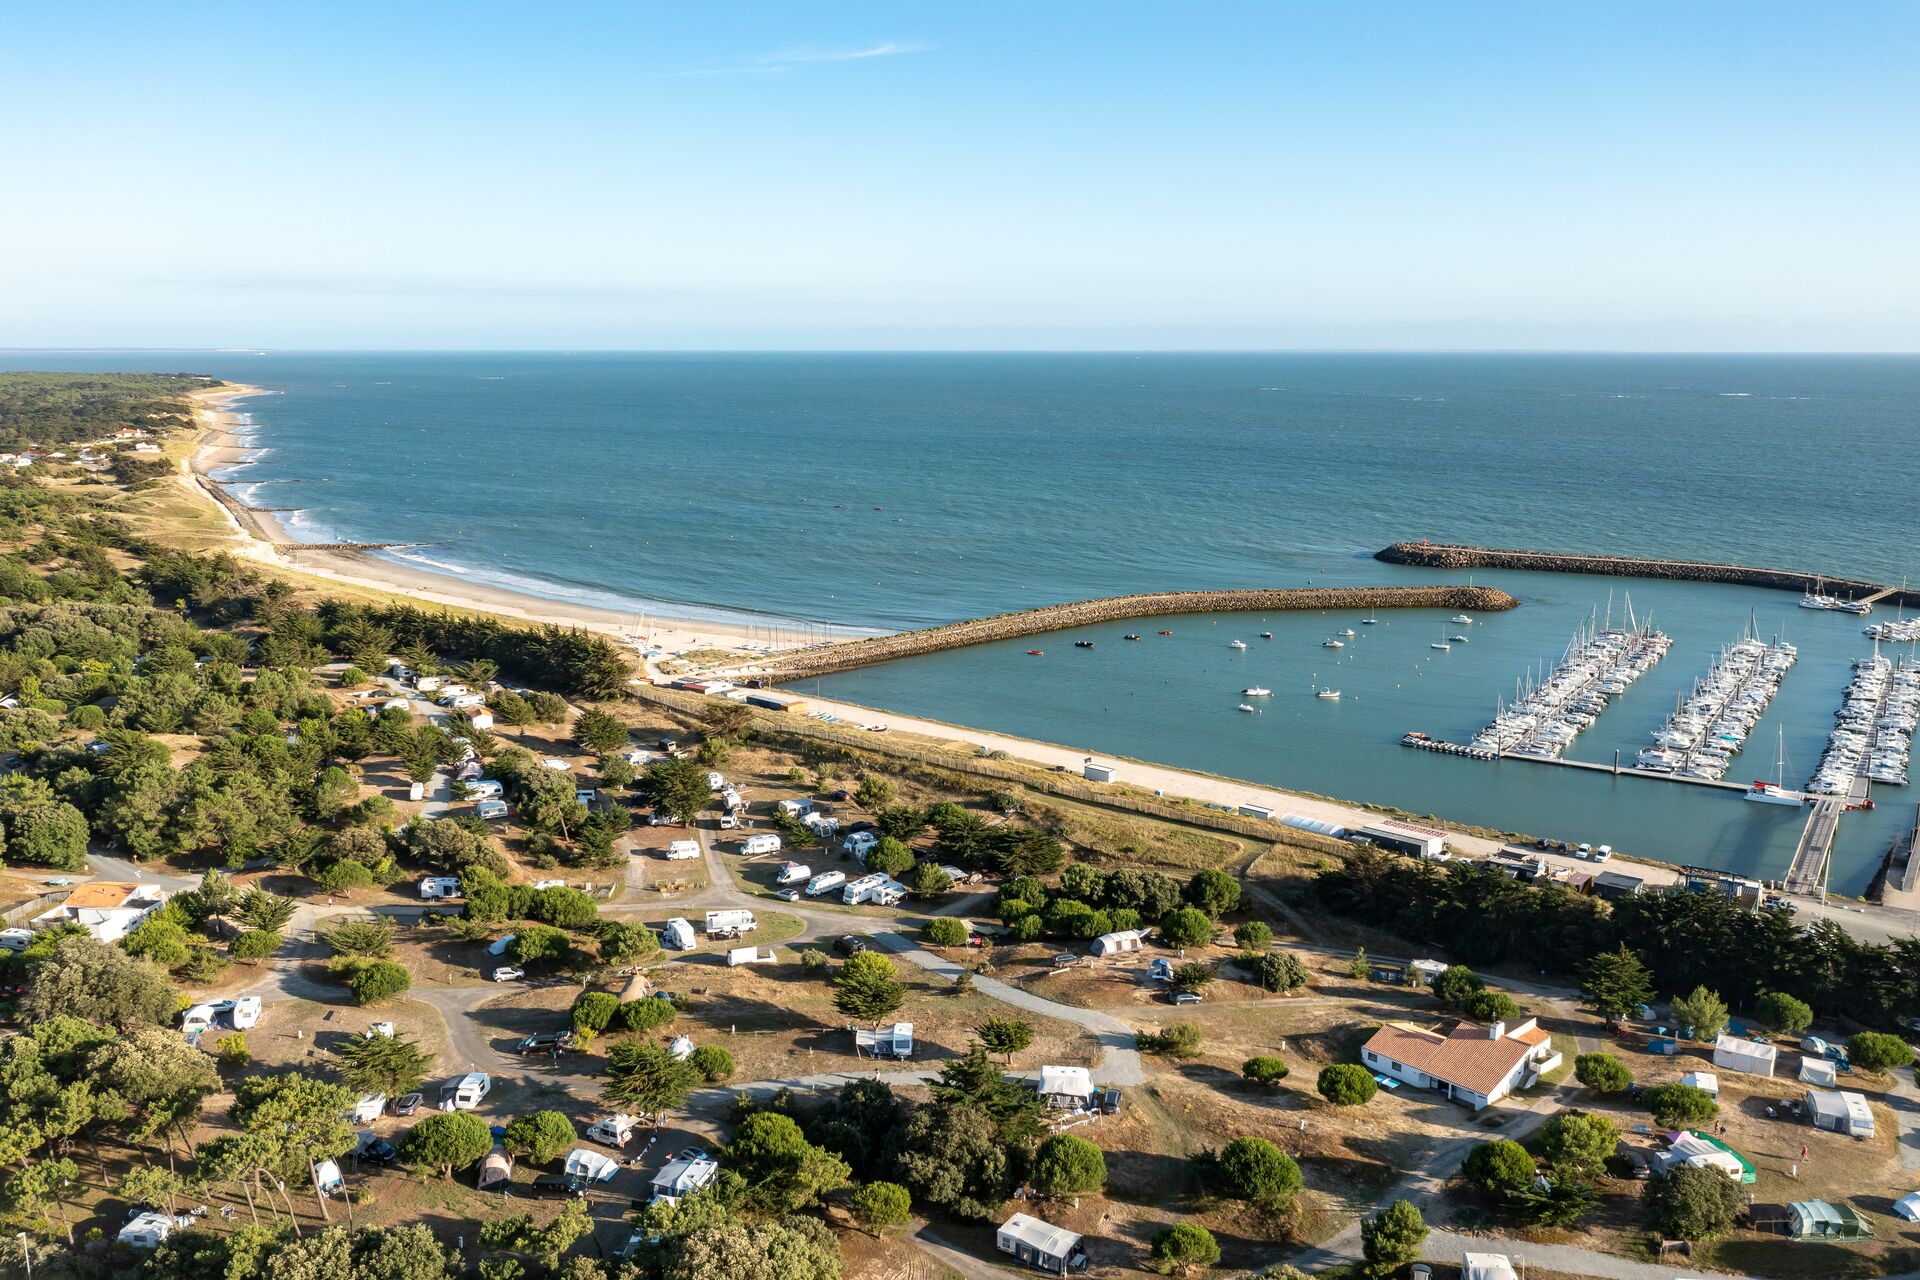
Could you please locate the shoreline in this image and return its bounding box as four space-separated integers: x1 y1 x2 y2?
180 387 848 657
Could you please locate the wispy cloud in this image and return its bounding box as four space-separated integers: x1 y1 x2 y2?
670 40 929 78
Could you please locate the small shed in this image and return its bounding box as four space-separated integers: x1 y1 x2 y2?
1806 1089 1875 1138
1787 1199 1873 1240
477 1149 513 1190
1462 1255 1520 1280
1799 1057 1838 1087
1090 928 1150 957
1083 761 1117 784
996 1212 1086 1274
1037 1065 1097 1110
854 1023 914 1059
1711 1033 1777 1078
1591 870 1646 901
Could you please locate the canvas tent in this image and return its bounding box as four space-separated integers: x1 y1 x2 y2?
1799 1057 1838 1086
1679 1071 1719 1095
1711 1033 1777 1077
1036 1065 1097 1109
1788 1199 1873 1239
1651 1132 1744 1181
1090 928 1149 957
477 1149 513 1190
564 1149 621 1183
1894 1192 1920 1223
1462 1255 1520 1280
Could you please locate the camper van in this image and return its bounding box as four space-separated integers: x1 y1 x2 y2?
587 1113 638 1148
776 862 811 885
439 692 485 709
842 873 888 904
440 1073 491 1111
661 918 697 950
419 876 461 900
230 996 261 1029
844 830 879 861
475 799 509 821
805 870 847 897
665 839 701 861
704 909 755 938
466 780 504 799
740 833 782 856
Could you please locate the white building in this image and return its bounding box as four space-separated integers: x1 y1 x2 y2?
1355 818 1449 859
996 1213 1086 1274
33 882 169 943
1360 1017 1561 1110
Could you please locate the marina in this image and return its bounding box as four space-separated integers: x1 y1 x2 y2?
1807 654 1919 795
1865 618 1920 645
1467 607 1670 758
1634 629 1796 780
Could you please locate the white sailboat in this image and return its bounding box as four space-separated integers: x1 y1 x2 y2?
1744 726 1803 806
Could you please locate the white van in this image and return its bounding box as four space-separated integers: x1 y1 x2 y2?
587 1114 638 1148
476 799 509 821
440 1073 490 1110
661 918 697 950
704 909 755 937
666 839 701 861
466 780 504 799
805 870 847 898
740 833 782 856
777 862 811 885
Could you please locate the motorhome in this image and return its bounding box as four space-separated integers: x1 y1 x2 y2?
650 1149 720 1206
475 799 509 821
587 1113 639 1147
704 909 755 938
440 693 485 709
805 870 847 897
661 918 697 950
740 833 782 856
466 780 504 799
418 876 461 900
665 839 700 861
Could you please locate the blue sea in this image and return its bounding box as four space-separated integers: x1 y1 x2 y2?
9 351 1920 889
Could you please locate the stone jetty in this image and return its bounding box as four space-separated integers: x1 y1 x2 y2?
1377 541 1915 610
737 584 1517 683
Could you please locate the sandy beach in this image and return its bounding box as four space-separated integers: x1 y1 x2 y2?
180 386 841 660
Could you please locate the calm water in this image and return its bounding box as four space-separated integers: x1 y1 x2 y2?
7 351 1918 887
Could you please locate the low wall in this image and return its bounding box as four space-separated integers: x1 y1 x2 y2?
735 584 1517 683
1375 542 1911 608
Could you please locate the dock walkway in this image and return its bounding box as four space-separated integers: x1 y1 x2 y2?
1785 797 1845 898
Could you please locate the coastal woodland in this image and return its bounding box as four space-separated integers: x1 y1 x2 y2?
0 372 1917 1280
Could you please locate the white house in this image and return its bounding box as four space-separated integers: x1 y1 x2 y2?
1360 1018 1561 1110
650 1149 720 1205
996 1213 1086 1274
32 882 169 943
1711 1033 1777 1078
1036 1065 1097 1110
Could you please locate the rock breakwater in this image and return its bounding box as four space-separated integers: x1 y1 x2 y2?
739 584 1517 683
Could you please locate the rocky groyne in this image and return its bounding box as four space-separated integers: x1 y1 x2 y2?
737 584 1517 683
1377 542 1913 609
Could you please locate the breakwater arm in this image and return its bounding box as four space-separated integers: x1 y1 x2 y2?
1376 542 1909 609
733 584 1517 683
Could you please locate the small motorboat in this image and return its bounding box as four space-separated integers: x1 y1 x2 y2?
1260 631 1274 639
1026 649 1044 656
1451 614 1473 624
1430 642 1451 651
1316 688 1341 700
1124 634 1142 641
1237 703 1257 713
1074 641 1095 649
1450 634 1469 643
1339 628 1356 637
1229 640 1248 650
1361 617 1378 625
1322 638 1345 649
1157 630 1173 636
1242 687 1271 696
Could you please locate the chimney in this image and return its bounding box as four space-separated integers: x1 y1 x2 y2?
1489 1021 1506 1040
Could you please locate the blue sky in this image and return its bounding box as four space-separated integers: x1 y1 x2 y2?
2 2 1914 349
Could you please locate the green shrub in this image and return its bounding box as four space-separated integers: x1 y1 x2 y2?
923 918 969 947
1315 1063 1377 1106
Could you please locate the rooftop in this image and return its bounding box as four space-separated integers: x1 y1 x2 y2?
1364 1018 1542 1096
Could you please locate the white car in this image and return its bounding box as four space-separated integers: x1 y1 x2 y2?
491 967 525 982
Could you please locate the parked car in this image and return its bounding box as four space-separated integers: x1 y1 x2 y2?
529 1174 588 1200
491 967 526 983
356 1137 399 1166
833 935 868 957
1099 1088 1122 1115
1170 991 1203 1005
516 1030 575 1055
393 1093 423 1116
776 888 801 902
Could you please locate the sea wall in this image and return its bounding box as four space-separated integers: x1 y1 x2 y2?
739 584 1517 683
1376 542 1914 609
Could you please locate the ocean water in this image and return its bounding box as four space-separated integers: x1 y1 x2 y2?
8 351 1919 887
